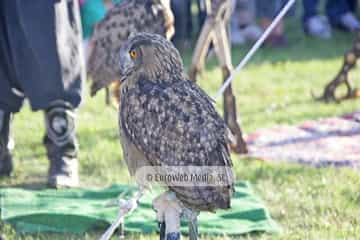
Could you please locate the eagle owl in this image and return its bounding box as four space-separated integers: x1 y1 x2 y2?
88 0 174 96
118 33 234 211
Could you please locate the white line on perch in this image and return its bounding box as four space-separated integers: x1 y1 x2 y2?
214 0 297 100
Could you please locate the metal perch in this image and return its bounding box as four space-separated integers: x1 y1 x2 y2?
99 190 144 240
100 190 199 240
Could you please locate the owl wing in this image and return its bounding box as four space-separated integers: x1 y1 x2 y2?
121 79 234 211
87 0 174 90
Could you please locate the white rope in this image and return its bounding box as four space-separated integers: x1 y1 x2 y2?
99 190 144 240
213 0 297 100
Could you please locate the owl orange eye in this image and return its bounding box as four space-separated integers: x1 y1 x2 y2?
130 50 138 59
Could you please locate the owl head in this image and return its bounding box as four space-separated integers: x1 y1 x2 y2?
118 33 184 86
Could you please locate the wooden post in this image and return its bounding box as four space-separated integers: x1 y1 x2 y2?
188 0 248 153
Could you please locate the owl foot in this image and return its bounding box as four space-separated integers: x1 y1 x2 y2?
154 192 200 240
154 192 182 240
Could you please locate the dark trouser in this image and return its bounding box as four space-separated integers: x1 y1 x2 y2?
303 0 357 26
0 111 12 175
0 0 84 185
0 0 84 113
197 0 207 29
171 0 193 42
256 0 295 19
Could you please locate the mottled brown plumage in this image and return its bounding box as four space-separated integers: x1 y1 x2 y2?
118 33 234 212
88 0 174 96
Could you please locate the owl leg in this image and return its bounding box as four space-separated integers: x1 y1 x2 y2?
213 15 248 154
316 32 360 102
110 80 121 109
104 81 120 109
44 100 79 188
105 87 110 106
153 192 182 240
154 192 200 240
113 80 121 104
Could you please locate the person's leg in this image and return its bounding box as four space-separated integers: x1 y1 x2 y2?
11 0 84 187
326 0 350 25
257 0 287 47
170 0 189 49
185 0 193 40
0 1 25 176
197 0 207 30
44 101 79 188
0 110 13 176
347 0 357 12
302 0 332 39
9 0 84 111
327 0 360 30
230 0 262 44
302 0 320 23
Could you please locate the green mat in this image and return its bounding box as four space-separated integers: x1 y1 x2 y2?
0 181 281 236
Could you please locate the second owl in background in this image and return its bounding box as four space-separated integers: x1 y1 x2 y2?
88 0 174 102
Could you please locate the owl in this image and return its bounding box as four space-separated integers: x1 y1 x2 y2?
88 0 174 96
117 33 234 212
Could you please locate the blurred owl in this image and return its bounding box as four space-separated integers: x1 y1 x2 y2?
88 0 174 96
117 33 234 211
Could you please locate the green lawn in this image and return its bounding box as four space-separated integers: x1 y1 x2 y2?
1 19 360 239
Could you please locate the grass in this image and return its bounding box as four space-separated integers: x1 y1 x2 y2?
1 17 360 239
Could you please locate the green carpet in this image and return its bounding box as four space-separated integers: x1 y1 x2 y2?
0 181 281 236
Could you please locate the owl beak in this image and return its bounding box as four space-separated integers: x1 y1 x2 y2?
119 41 134 76
118 53 128 77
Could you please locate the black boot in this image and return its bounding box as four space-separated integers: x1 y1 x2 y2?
44 101 79 188
0 110 13 176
